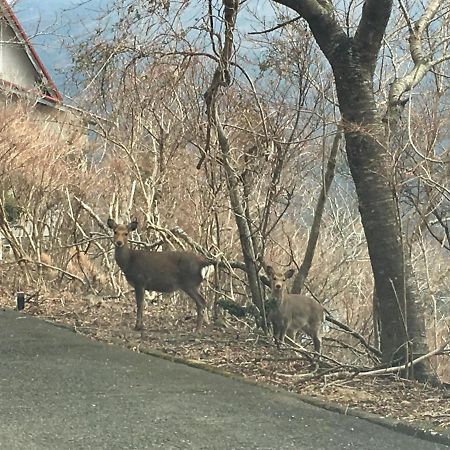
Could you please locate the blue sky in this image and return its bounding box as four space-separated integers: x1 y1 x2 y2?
12 0 279 94
13 0 106 91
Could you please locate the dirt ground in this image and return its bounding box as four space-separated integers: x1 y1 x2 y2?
1 288 449 435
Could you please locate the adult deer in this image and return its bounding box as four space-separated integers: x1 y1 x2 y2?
107 219 214 332
265 265 325 353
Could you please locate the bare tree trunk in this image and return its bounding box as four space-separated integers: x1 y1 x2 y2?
203 0 265 323
336 74 437 382
217 120 265 315
372 288 381 350
291 130 341 294
275 0 438 382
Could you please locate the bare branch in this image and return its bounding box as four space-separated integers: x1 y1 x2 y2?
291 130 342 294
247 16 301 35
388 0 448 113
354 0 393 73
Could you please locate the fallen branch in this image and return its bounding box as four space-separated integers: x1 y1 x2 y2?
326 315 382 357
316 340 450 383
358 339 450 377
18 258 85 284
276 339 449 384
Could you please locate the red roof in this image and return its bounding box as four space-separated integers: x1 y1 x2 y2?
0 0 62 103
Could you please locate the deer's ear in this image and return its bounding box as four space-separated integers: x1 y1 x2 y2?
265 265 273 276
128 220 138 231
284 268 295 279
107 218 116 229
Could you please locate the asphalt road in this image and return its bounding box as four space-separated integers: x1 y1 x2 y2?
0 310 447 450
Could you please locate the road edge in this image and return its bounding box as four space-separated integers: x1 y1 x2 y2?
13 312 449 448
109 336 450 448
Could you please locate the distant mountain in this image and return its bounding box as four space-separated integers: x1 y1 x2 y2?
14 0 107 95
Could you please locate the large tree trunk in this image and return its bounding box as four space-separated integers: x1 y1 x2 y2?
331 52 437 382
345 122 408 363
274 0 438 383
332 71 406 361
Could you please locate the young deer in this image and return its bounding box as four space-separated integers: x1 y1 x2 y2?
265 265 324 353
107 219 214 332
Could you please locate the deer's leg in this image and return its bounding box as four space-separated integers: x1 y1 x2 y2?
278 322 289 348
272 320 280 344
271 319 283 349
286 329 297 341
305 322 322 354
184 287 207 332
312 332 322 354
134 286 145 331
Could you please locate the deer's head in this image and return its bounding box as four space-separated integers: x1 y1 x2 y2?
265 265 295 294
107 219 138 248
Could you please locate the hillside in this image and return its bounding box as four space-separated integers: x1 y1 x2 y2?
1 0 449 438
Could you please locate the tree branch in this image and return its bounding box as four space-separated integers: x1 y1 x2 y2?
387 0 446 117
247 15 301 35
354 0 393 74
291 130 342 294
273 0 347 65
358 339 449 377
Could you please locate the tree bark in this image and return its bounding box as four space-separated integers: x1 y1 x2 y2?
275 0 438 382
330 47 437 382
337 80 409 364
216 118 265 316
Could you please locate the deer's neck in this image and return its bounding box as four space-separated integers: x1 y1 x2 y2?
114 245 131 271
271 289 286 306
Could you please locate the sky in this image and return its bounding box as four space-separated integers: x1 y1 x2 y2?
11 0 279 95
12 0 106 91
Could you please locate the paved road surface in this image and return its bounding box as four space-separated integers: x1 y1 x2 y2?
0 310 447 449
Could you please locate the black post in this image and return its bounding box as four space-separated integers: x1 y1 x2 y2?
16 291 25 311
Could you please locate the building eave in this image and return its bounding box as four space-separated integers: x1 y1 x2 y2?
0 0 63 103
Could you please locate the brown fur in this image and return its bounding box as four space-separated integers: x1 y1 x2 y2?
107 219 213 331
266 265 324 353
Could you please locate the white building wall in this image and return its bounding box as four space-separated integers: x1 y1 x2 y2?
0 19 38 89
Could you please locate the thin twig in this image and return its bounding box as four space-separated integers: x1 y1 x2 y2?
247 15 301 35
